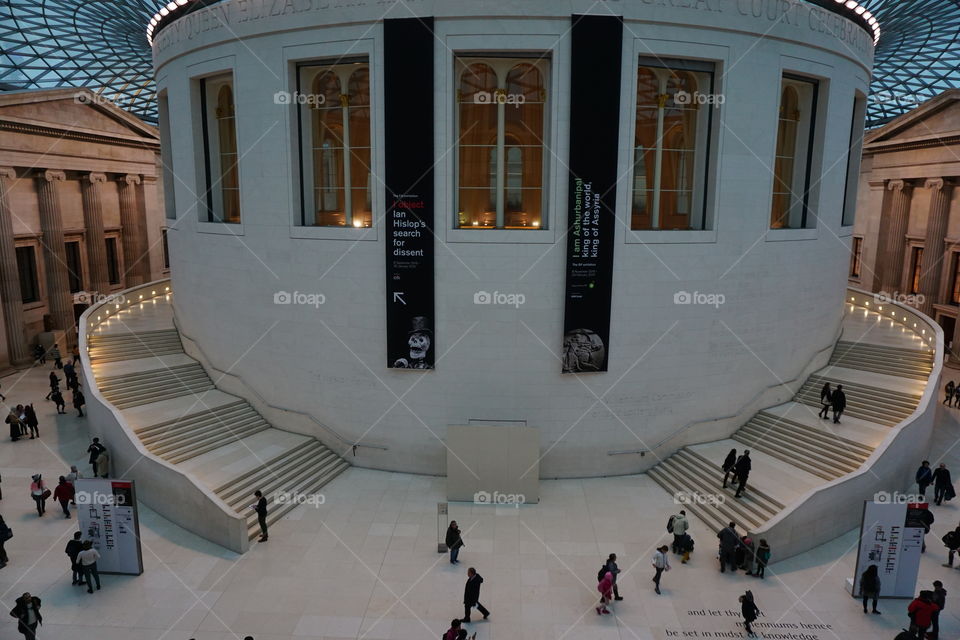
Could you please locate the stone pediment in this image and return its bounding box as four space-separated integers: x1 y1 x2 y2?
866 90 960 148
0 88 158 143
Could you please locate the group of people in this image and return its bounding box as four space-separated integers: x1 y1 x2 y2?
943 380 960 408
717 522 771 578
28 461 88 518
6 404 39 441
916 461 956 505
860 561 947 640
440 523 490 639
721 449 752 498
44 364 85 418
818 382 847 424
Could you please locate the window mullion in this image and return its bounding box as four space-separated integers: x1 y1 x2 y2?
341 92 352 226
652 82 666 230
496 90 506 228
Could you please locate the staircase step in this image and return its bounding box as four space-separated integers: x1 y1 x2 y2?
215 441 328 502
752 412 873 458
135 400 248 437
245 460 350 539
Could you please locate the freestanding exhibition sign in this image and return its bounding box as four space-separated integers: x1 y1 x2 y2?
75 478 144 575
851 500 924 598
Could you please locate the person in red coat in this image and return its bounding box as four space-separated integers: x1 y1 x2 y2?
907 590 940 639
52 476 75 519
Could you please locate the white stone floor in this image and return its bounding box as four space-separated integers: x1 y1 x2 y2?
2 362 960 640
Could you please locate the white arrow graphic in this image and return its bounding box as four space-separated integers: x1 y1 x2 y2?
393 292 406 305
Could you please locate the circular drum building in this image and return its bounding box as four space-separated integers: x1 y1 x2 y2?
151 0 876 477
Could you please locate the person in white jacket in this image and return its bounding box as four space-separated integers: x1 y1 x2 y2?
652 545 671 595
671 511 689 553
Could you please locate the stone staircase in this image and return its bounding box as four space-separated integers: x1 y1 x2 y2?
829 341 933 379
88 329 184 363
87 326 349 543
648 310 930 536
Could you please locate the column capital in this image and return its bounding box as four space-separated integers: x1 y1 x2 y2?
84 172 108 184
0 167 15 180
117 174 142 186
925 177 956 191
36 169 65 182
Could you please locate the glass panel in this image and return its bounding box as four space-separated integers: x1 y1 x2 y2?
458 188 497 228
216 84 241 223
771 85 801 228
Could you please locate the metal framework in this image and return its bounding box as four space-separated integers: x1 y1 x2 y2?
0 0 958 127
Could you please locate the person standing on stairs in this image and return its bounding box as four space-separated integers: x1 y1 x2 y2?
917 461 934 499
831 385 846 424
252 490 268 542
734 451 751 498
944 381 955 406
933 463 954 506
819 382 833 419
722 449 737 488
860 564 881 614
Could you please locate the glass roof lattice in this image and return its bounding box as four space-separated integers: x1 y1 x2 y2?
0 0 959 127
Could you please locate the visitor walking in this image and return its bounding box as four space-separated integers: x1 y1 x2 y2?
10 592 42 639
718 522 739 573
933 463 954 505
446 520 464 564
734 451 751 498
907 590 938 639
754 539 770 578
50 390 65 415
65 532 84 586
72 390 84 418
63 361 75 389
23 405 37 439
461 567 490 622
860 564 881 614
253 490 268 542
953 384 960 408
931 580 946 639
71 346 80 365
722 448 737 488
651 545 670 595
77 540 101 593
832 384 846 424
29 475 47 517
945 381 955 405
87 438 105 476
819 381 833 419
670 510 689 555
604 553 622 600
917 460 934 499
52 477 73 519
596 570 614 613
942 523 960 567
33 344 45 365
740 591 760 637
49 344 61 369
0 514 10 568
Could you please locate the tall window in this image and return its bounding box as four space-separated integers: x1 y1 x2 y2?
456 56 547 229
199 74 241 223
632 58 715 230
162 229 170 270
910 247 923 294
951 253 960 304
158 92 177 221
65 241 83 293
770 76 818 229
297 60 371 227
15 246 39 303
842 93 867 226
849 237 863 278
105 237 121 285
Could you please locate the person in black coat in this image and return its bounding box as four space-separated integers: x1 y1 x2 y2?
72 391 85 418
722 449 737 488
734 451 751 498
253 490 268 542
831 385 846 424
44 372 59 401
717 522 739 573
933 463 954 506
860 564 881 614
446 521 464 564
0 514 10 568
23 405 38 439
10 592 41 639
740 592 759 637
819 382 833 419
917 461 934 499
461 567 490 623
945 381 956 406
86 438 105 476
65 532 85 586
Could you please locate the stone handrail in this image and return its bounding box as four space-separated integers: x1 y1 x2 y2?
78 278 250 553
749 286 943 559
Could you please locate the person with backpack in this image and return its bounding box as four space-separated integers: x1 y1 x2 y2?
651 545 670 595
819 381 833 419
942 522 960 567
670 510 688 554
597 570 614 614
945 381 955 406
917 461 934 499
740 591 760 637
931 580 946 639
907 590 939 639
722 449 737 488
754 539 771 578
603 553 622 601
860 564 881 614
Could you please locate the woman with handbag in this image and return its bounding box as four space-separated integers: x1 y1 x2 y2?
29 475 48 517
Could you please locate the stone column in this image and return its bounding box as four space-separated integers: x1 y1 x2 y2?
881 179 915 294
35 169 75 348
135 176 156 283
80 172 110 295
117 174 146 286
917 178 955 315
0 167 30 365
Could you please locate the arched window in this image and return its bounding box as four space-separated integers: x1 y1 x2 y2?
198 74 241 223
770 77 818 229
456 57 547 229
297 59 372 227
631 59 714 231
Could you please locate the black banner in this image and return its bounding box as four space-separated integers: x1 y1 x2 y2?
384 18 435 370
561 15 623 374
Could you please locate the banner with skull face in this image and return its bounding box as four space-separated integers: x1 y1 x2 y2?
384 18 436 370
561 15 622 373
